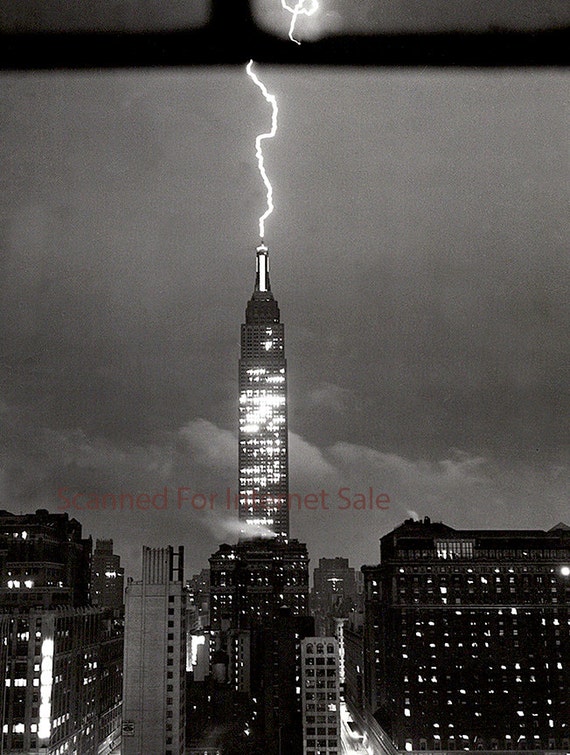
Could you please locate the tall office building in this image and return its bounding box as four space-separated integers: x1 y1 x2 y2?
238 243 289 539
209 538 309 632
0 508 91 609
0 606 123 754
187 569 210 679
91 539 125 611
123 546 186 755
0 509 122 754
201 245 310 752
344 617 365 712
209 244 309 634
247 610 315 755
301 637 342 755
363 518 570 752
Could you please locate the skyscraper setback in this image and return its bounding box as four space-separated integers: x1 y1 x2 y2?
238 243 289 539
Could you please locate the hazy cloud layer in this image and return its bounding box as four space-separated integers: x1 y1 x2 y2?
3 411 567 577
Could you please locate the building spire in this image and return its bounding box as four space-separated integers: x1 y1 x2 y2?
255 242 271 293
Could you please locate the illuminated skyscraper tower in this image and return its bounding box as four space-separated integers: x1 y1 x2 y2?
239 243 289 539
206 248 308 752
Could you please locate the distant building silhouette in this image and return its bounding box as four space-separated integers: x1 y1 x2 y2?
187 569 210 622
123 546 186 755
311 557 361 635
363 517 570 752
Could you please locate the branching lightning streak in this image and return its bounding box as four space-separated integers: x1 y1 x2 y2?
245 4 318 240
246 60 279 241
281 0 319 45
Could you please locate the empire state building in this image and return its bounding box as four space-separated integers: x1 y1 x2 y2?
209 241 308 633
238 243 289 539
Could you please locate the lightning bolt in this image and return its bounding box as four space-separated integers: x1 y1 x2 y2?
245 4 318 240
281 0 319 45
246 60 279 241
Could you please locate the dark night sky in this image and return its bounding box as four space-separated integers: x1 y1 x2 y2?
1 65 568 579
